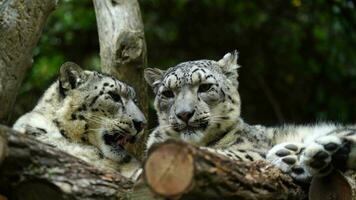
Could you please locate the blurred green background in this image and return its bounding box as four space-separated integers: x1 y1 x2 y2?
12 0 356 126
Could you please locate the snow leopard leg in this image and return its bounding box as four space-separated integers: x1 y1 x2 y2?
267 128 356 182
201 147 264 162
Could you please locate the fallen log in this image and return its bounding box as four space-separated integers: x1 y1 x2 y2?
0 125 133 200
143 139 307 200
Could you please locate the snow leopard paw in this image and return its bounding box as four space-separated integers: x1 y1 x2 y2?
266 142 312 182
300 135 343 178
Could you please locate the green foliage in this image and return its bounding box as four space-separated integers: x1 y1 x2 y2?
14 0 356 125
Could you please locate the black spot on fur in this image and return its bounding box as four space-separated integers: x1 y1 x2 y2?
85 124 89 131
227 95 232 101
60 130 68 139
89 96 99 106
53 119 60 126
98 151 104 159
235 137 244 144
81 135 88 142
122 155 132 163
244 154 253 161
78 115 85 120
78 104 87 112
192 68 200 74
104 83 109 86
71 114 77 120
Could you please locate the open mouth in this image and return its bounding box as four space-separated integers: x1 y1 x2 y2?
103 131 136 150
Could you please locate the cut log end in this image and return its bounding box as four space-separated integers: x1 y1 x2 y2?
144 142 194 197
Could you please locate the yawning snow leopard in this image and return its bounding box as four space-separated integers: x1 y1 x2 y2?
13 62 146 178
144 51 356 182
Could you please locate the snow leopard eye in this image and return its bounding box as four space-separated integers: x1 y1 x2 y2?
108 91 122 103
198 83 213 93
161 90 174 98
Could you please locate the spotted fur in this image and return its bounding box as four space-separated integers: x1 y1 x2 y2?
145 51 356 182
13 62 146 179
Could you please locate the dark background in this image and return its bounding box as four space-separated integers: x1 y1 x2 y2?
12 0 356 126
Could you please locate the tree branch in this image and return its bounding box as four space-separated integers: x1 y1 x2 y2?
0 0 58 124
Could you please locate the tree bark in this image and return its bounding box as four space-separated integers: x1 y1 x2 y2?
0 125 133 200
92 0 148 115
0 0 58 124
143 139 307 200
93 0 149 160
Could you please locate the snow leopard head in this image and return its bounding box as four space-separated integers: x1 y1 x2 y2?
144 51 242 145
56 62 146 162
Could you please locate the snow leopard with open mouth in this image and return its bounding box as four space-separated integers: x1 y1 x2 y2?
14 62 146 178
144 51 356 182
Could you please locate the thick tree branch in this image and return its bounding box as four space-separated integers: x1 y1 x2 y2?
0 0 58 124
0 125 133 200
143 140 307 200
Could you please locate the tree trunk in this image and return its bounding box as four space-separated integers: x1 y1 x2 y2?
143 139 307 200
0 0 58 124
0 125 133 200
92 0 149 160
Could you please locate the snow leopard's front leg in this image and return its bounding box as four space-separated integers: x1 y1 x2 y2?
201 146 264 162
267 128 356 182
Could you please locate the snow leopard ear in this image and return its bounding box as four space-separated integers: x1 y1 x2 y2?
217 50 240 87
59 62 84 95
144 68 165 91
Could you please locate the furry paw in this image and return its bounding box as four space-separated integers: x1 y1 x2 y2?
300 135 343 177
266 142 311 182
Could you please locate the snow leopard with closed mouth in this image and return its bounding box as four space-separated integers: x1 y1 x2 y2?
144 51 356 182
13 62 146 178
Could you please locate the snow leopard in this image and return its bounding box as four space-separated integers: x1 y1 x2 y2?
13 62 146 179
144 51 356 182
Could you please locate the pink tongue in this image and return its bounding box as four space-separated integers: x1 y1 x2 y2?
117 136 126 146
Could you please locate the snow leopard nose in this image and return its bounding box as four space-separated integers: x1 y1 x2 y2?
177 110 195 123
133 119 145 133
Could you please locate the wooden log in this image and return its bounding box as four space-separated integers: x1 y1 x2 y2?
0 133 6 165
143 139 307 200
0 0 57 124
92 0 149 160
309 170 356 200
0 125 133 200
